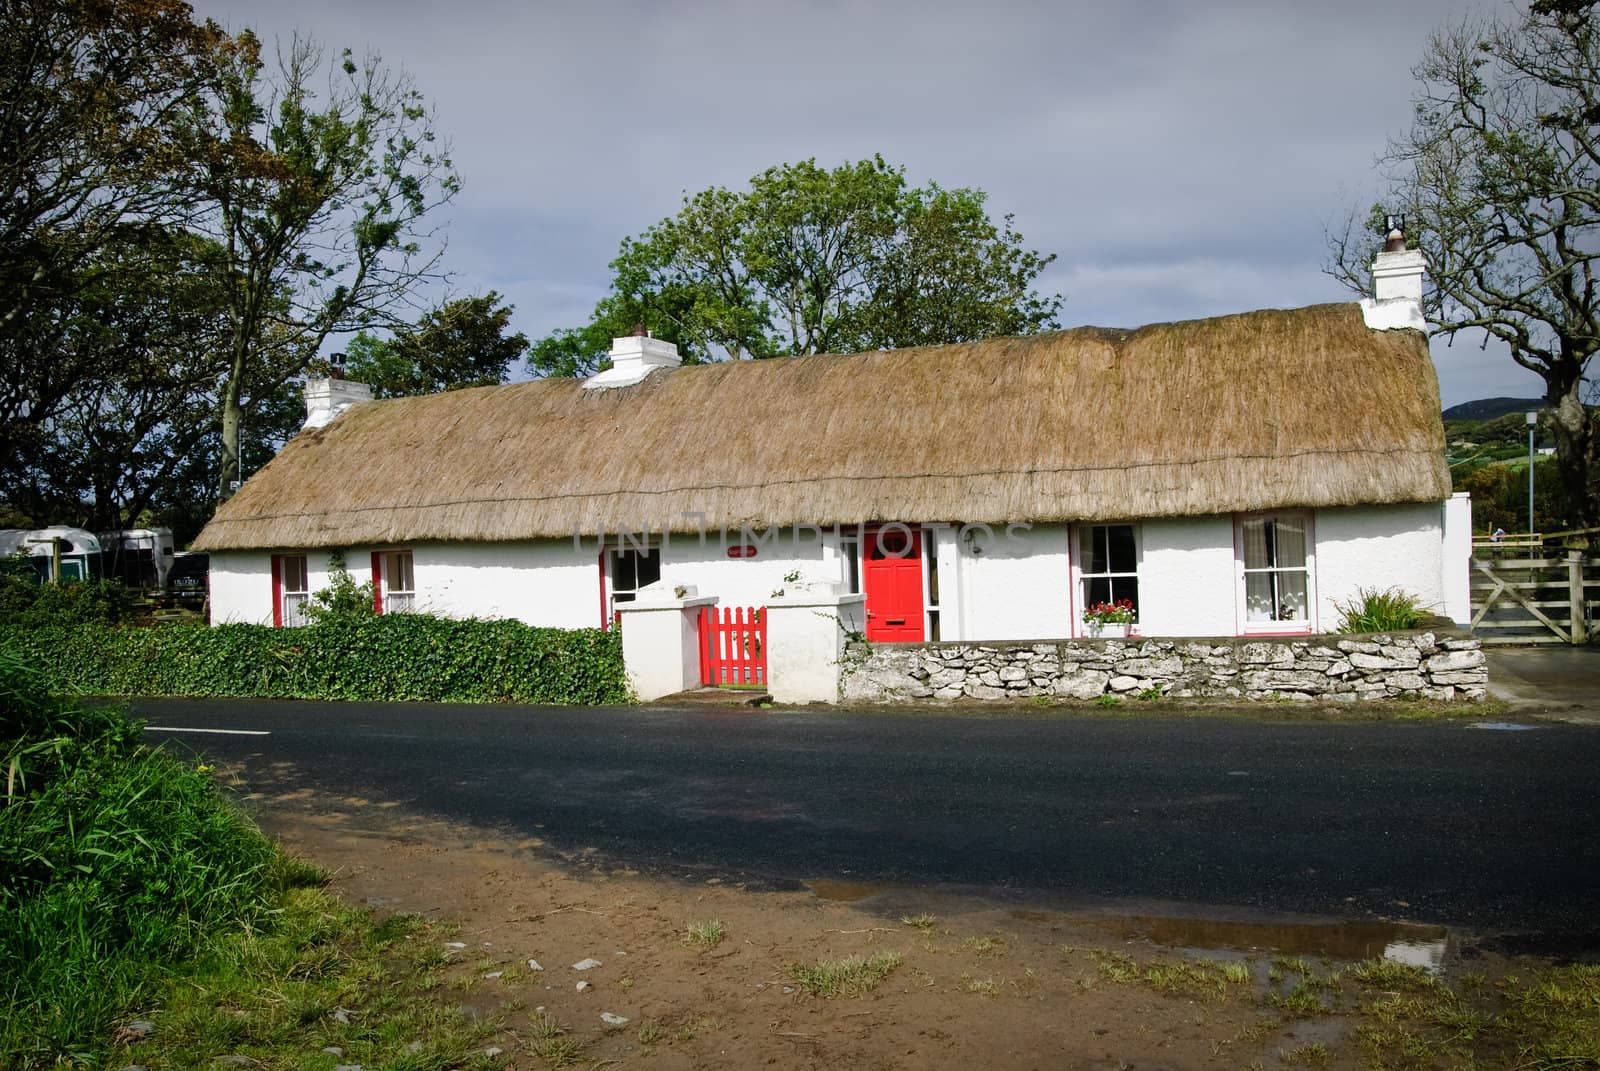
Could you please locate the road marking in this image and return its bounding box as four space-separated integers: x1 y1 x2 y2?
144 726 271 737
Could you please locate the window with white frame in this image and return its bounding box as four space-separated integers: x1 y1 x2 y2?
1078 524 1140 625
607 544 661 620
274 553 309 627
1240 513 1312 628
380 550 415 613
923 526 942 641
837 532 862 595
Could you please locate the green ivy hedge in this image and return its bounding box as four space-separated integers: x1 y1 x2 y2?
0 616 629 705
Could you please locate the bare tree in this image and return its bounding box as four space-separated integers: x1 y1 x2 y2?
1328 2 1600 527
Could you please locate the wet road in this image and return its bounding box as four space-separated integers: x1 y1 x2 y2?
135 698 1600 934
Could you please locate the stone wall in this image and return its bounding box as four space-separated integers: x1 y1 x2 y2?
839 630 1487 704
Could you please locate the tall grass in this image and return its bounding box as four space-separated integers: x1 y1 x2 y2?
0 647 287 1068
1334 587 1426 634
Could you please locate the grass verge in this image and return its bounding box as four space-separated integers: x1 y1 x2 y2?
0 647 508 1070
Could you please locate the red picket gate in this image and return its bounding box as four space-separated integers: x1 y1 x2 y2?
698 605 767 687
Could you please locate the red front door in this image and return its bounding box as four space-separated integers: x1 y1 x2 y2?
863 527 925 642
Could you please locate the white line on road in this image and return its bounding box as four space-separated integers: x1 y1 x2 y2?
144 726 271 736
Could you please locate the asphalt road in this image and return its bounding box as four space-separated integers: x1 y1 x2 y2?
134 698 1600 934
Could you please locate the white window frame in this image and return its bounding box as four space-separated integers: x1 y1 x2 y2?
1072 522 1142 637
921 524 946 642
1235 511 1316 634
606 540 662 621
836 531 863 596
381 550 415 614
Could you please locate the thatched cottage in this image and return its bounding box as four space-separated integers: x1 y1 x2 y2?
194 245 1472 645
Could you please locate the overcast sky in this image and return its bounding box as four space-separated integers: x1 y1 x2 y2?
188 0 1539 408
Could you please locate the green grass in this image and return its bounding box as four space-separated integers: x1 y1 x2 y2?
0 647 510 1070
789 951 904 997
0 649 286 1067
684 918 727 949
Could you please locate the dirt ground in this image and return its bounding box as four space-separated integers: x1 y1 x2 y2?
223 765 1555 1071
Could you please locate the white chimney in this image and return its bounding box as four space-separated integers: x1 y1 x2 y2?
303 376 373 429
1360 224 1427 331
583 329 682 390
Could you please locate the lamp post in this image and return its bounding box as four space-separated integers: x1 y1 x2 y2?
1525 411 1538 536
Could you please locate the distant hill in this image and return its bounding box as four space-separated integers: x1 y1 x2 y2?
1442 396 1544 421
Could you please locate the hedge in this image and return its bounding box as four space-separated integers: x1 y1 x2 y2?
0 615 629 705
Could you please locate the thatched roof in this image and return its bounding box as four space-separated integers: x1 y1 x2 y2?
194 303 1449 551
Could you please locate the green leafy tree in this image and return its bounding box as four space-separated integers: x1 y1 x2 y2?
531 156 1061 375
1328 1 1600 526
344 292 528 399
183 31 460 501
0 0 225 489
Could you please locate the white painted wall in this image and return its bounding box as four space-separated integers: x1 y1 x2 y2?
955 523 1072 641
1314 501 1446 627
207 551 274 625
1136 515 1239 637
651 530 826 610
206 503 1454 640
411 541 599 627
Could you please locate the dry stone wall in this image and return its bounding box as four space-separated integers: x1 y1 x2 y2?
840 630 1487 703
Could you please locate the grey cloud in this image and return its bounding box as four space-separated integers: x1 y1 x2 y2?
190 0 1544 404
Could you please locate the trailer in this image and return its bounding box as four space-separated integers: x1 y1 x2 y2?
0 527 105 583
98 527 176 592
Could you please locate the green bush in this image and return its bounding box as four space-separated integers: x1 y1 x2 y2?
0 574 137 628
1 614 629 705
1334 587 1426 634
0 647 288 1067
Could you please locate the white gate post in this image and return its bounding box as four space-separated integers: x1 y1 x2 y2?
616 585 718 701
1442 492 1473 627
765 582 867 704
1570 550 1589 645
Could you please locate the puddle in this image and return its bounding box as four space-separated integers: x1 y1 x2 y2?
1468 721 1541 731
806 878 888 903
1102 914 1449 972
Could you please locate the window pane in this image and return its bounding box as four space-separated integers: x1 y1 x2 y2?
1273 519 1307 570
390 551 413 592
1275 570 1308 620
1084 576 1112 608
638 549 661 588
1081 526 1108 575
611 551 636 591
1242 519 1271 570
282 555 308 593
1109 577 1139 616
1245 572 1277 621
1108 525 1137 573
841 539 861 594
926 532 939 607
284 593 308 627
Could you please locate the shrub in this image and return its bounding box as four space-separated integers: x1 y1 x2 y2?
1 614 629 705
1334 587 1425 634
301 552 377 623
0 575 137 628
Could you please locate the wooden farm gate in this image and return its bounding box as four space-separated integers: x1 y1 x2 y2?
1470 549 1599 645
698 605 767 686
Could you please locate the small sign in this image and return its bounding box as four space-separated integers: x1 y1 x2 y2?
727 545 757 559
